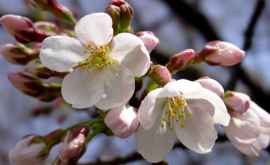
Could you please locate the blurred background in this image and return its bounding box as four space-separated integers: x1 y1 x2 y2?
0 0 270 164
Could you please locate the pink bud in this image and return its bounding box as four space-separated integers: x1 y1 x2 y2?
0 15 47 43
8 72 61 102
196 77 224 98
166 49 196 73
59 126 89 164
0 43 38 65
9 136 47 165
27 0 76 25
34 21 60 36
25 60 66 79
148 65 172 86
105 106 139 138
197 41 245 66
224 91 251 116
137 31 159 53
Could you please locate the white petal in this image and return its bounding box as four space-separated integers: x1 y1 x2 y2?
165 79 202 95
95 65 135 110
174 102 217 153
40 36 86 72
225 114 270 156
75 13 113 46
136 121 176 163
138 88 165 130
111 33 150 77
224 110 263 156
61 69 106 109
251 101 270 128
186 87 230 126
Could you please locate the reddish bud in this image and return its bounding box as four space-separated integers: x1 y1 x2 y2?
196 77 224 98
0 15 47 43
8 72 61 102
0 43 39 65
166 49 196 73
149 65 172 86
34 21 60 36
197 41 245 66
224 91 251 116
58 126 89 165
25 60 66 79
107 0 133 33
137 31 159 53
28 0 76 25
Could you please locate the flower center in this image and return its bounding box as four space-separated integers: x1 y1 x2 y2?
78 44 117 69
160 96 191 129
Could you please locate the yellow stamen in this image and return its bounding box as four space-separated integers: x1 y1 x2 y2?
160 96 192 129
78 44 116 70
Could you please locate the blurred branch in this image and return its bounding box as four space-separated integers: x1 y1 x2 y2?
162 0 221 41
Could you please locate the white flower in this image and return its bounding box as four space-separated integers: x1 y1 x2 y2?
136 80 230 162
40 13 150 110
225 101 270 156
9 136 47 165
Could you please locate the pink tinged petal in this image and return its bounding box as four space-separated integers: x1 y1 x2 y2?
95 65 135 110
201 41 245 66
225 114 269 156
185 86 230 126
136 121 176 163
196 77 224 98
235 134 270 157
75 13 113 46
224 91 251 115
225 112 261 145
105 105 139 138
111 33 150 77
137 31 160 53
250 101 270 128
61 69 105 109
174 100 217 153
40 36 86 72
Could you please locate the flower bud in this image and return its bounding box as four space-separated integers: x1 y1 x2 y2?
8 72 61 102
0 15 47 43
0 43 39 65
148 65 172 86
105 105 139 138
224 91 251 116
9 136 47 165
34 21 60 36
58 126 89 165
25 60 66 79
166 49 196 73
28 0 76 25
196 77 224 98
107 0 133 34
197 41 245 66
137 31 159 53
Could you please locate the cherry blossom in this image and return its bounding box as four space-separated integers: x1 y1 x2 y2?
136 80 230 162
40 13 150 110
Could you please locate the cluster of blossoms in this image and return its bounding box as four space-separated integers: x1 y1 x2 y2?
1 0 270 164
